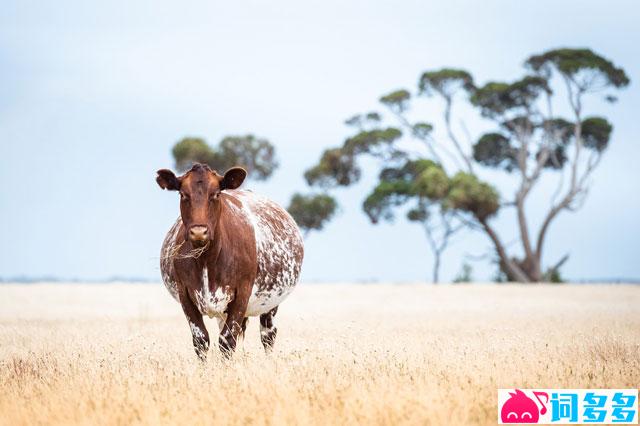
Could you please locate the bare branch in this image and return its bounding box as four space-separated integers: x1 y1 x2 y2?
386 108 452 167
537 76 586 262
459 120 475 152
510 117 536 272
443 96 475 173
550 166 566 206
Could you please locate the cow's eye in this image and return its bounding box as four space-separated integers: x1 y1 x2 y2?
180 193 190 202
210 192 220 201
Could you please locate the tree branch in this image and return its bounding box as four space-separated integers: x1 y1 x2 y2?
386 109 452 167
536 76 585 263
512 119 536 273
443 96 475 173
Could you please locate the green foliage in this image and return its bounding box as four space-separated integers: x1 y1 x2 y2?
172 138 216 172
287 193 338 234
172 135 278 180
217 135 278 180
501 115 535 136
581 117 612 152
453 262 473 283
526 48 630 88
345 112 382 128
361 156 500 224
343 128 403 156
344 114 362 127
545 267 564 283
539 145 568 170
445 172 500 220
412 122 434 138
543 118 574 144
365 112 382 122
415 166 449 199
363 179 415 223
470 76 550 117
305 128 403 189
363 159 446 223
418 68 474 97
304 148 361 187
380 158 438 178
470 114 610 172
406 203 429 222
379 89 411 112
472 133 518 172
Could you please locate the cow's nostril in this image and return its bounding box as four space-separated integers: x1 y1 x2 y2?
189 226 208 240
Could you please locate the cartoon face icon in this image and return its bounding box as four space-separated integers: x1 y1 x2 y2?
501 389 548 423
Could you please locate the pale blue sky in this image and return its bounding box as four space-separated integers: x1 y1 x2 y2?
1 0 638 282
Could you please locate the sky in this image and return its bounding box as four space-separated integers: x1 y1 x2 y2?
1 0 639 283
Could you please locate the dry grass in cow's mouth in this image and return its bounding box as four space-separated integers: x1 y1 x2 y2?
161 240 210 260
0 283 638 426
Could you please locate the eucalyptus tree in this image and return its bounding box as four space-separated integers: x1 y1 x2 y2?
296 48 629 282
172 135 278 180
287 193 337 238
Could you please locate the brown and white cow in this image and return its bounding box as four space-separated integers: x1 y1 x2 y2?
156 163 304 359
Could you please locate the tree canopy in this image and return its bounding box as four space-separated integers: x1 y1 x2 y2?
292 47 629 282
287 193 337 236
172 135 278 179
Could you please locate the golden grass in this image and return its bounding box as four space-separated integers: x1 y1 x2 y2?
0 283 638 425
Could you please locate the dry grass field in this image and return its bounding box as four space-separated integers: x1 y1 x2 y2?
0 283 638 425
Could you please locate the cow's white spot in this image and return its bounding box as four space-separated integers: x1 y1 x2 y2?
194 266 232 318
160 218 182 302
189 321 205 340
246 285 295 317
260 327 273 337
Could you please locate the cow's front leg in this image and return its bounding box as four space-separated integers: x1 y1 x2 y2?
218 298 249 357
179 290 209 361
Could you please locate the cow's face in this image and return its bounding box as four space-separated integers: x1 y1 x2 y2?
156 163 246 247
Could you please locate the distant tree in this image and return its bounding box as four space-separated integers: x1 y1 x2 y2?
298 48 629 282
287 193 337 237
453 262 474 283
172 135 278 179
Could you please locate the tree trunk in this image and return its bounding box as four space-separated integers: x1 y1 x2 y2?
513 255 542 283
478 218 531 283
432 252 440 284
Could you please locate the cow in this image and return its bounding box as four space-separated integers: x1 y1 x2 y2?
156 163 304 359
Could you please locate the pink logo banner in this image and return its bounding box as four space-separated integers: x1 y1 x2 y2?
498 389 638 424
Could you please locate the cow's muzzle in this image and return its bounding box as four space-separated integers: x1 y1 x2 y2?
189 225 209 247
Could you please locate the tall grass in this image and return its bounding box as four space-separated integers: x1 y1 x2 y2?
0 283 638 425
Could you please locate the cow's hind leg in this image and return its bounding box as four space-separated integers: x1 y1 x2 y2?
259 306 278 353
240 317 248 340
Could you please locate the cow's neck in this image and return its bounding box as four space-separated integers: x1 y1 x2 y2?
200 216 224 287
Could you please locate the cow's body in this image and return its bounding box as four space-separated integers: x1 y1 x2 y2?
161 189 303 319
156 163 303 359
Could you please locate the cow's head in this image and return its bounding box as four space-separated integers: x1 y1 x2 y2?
156 163 246 247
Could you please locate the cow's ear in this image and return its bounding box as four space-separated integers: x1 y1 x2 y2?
156 169 181 191
221 167 247 190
